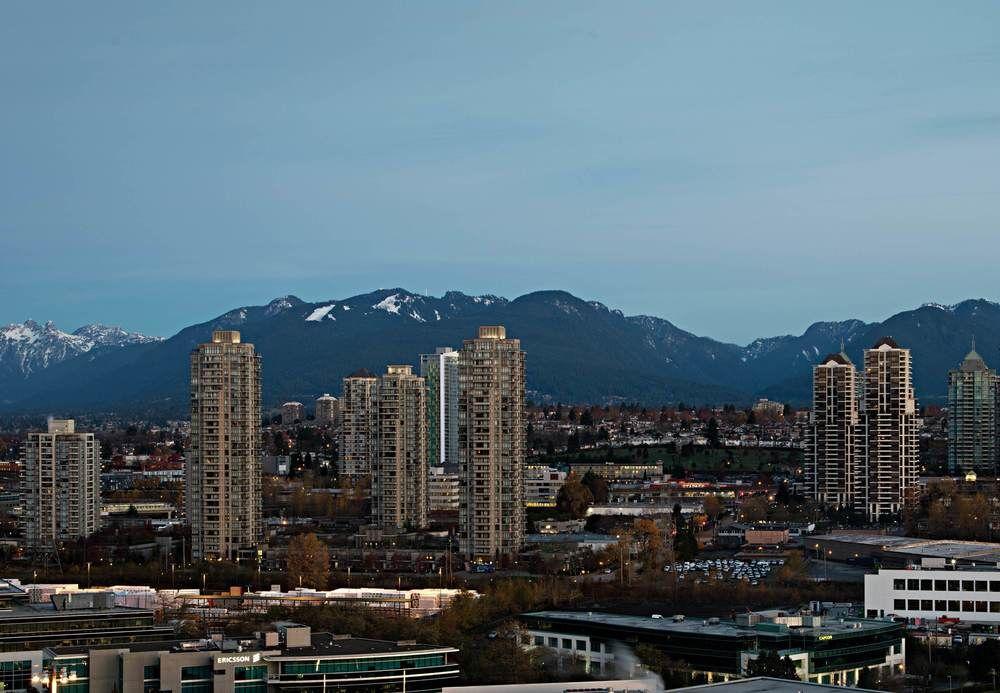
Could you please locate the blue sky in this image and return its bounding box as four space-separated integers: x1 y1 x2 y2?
2 2 1000 344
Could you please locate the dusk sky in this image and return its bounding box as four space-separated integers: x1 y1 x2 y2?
3 2 1000 344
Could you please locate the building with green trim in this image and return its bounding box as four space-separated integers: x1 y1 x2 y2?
520 609 904 687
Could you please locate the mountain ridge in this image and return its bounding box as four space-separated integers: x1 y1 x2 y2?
1 291 997 415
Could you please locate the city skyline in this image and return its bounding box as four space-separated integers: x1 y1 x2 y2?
4 3 1000 342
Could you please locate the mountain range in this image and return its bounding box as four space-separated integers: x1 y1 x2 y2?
1 289 997 417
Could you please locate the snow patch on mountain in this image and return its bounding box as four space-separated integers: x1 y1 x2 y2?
305 305 337 322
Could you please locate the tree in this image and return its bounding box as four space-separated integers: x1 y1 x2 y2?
745 650 799 680
633 519 664 570
703 495 724 527
286 533 330 589
556 473 594 519
706 418 721 448
740 496 769 523
580 471 609 504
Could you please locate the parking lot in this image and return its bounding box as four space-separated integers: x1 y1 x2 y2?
664 558 784 585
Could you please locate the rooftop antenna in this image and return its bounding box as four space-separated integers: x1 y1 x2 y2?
971 334 976 352
840 337 846 354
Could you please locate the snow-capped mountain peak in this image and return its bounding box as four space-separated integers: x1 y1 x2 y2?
0 320 160 378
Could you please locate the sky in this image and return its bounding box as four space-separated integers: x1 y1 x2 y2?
2 2 1000 344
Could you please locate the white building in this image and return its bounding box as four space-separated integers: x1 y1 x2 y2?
525 465 566 508
864 560 1000 624
21 418 100 552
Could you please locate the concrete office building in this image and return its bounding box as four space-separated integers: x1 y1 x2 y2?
458 326 526 561
947 342 998 476
808 349 859 508
864 560 1000 624
314 393 339 425
857 338 919 519
21 419 100 552
279 401 304 425
420 348 460 471
372 365 428 530
188 330 263 561
339 370 379 477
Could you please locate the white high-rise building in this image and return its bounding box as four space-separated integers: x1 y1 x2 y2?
21 419 100 552
187 330 263 561
419 348 459 471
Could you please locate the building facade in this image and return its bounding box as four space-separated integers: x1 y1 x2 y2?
279 401 304 425
428 467 460 512
21 419 100 552
524 465 567 508
373 365 428 529
339 370 379 478
520 610 905 687
420 348 460 471
187 330 263 561
857 338 919 519
33 624 459 693
458 326 526 561
864 562 1000 624
947 344 998 476
314 393 339 425
808 351 858 508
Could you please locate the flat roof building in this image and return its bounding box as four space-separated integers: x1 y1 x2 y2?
864 560 1000 624
520 610 905 687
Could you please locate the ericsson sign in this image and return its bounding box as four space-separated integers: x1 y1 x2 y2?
215 652 263 665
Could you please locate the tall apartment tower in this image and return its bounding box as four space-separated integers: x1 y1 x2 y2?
947 341 998 476
372 365 428 529
187 330 262 561
419 348 460 471
857 337 919 519
340 369 379 477
458 326 526 561
21 418 100 552
315 393 340 425
808 349 859 508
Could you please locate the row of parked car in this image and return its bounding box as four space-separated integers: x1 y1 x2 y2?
663 558 784 585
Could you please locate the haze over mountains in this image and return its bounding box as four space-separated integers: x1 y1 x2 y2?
1 289 997 416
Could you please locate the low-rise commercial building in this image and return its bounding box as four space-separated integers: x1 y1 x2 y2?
520 610 904 686
864 560 1000 624
811 532 1000 567
35 623 459 693
525 465 566 508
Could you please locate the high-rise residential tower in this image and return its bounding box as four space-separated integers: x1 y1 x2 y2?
280 401 304 425
419 348 460 471
340 369 379 477
187 330 262 561
21 418 100 552
947 341 998 476
808 349 859 508
857 337 919 519
458 325 526 561
315 393 340 425
372 365 428 529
